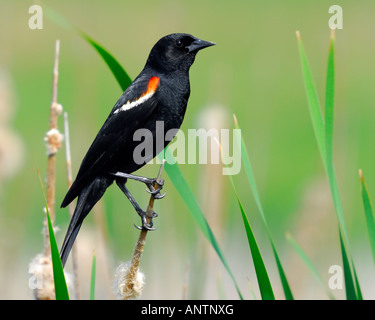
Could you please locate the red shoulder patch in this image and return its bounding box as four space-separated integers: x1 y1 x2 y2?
144 77 160 96
114 76 160 114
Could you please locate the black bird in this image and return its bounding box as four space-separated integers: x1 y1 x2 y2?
60 33 215 267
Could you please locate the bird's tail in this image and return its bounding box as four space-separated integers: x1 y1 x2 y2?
60 176 112 267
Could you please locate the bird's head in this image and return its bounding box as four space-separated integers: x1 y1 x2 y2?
146 33 215 73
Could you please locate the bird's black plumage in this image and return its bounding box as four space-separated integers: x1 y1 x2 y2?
60 33 214 267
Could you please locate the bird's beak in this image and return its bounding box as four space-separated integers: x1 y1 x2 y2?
187 38 215 53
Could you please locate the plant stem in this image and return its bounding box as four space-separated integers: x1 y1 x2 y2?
63 112 80 299
122 160 165 300
44 39 62 255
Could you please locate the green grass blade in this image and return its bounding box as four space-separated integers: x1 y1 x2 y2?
359 169 375 265
324 32 335 164
80 33 132 92
234 191 275 300
352 261 363 300
90 252 96 300
37 170 70 300
246 277 258 300
270 243 293 300
217 135 274 300
324 32 349 243
233 116 293 300
46 208 70 300
160 149 243 300
44 5 75 31
296 31 326 162
44 6 132 92
233 116 266 223
286 233 335 299
324 33 361 299
339 229 357 300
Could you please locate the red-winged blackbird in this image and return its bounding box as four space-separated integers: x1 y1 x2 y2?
60 33 215 266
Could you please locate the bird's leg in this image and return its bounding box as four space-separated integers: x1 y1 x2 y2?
116 180 157 231
111 172 166 200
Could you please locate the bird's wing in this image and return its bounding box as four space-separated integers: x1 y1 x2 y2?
61 73 160 207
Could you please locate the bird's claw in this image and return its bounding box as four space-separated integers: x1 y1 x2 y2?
146 188 166 199
134 210 158 231
146 178 165 199
134 223 158 231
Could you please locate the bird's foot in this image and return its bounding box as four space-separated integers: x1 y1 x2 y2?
134 209 158 231
110 172 166 200
145 178 166 200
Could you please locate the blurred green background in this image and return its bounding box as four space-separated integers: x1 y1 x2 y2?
1 0 375 299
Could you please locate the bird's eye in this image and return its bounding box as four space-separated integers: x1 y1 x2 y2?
175 39 183 48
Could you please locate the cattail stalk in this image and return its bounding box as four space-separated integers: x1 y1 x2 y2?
120 160 166 300
31 40 65 300
63 112 80 299
44 40 63 255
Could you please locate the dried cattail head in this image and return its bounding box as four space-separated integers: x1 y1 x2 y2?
113 261 145 300
44 128 64 156
28 253 55 300
28 253 72 300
